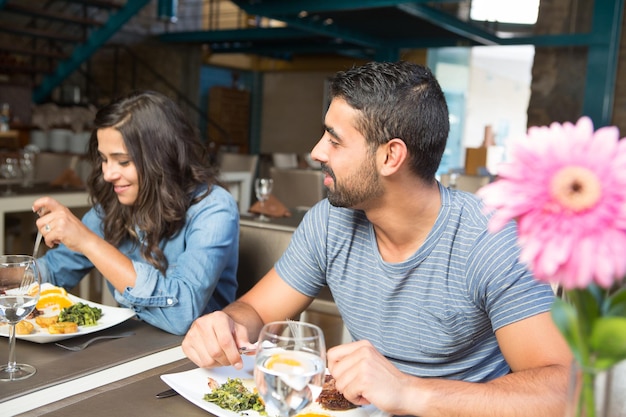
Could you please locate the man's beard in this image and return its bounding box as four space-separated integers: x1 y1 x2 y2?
323 158 383 208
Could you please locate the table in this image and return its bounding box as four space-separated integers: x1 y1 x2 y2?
16 359 207 417
0 182 89 255
240 210 305 232
0 319 186 416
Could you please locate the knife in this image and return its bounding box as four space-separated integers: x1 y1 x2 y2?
238 344 258 355
155 388 179 399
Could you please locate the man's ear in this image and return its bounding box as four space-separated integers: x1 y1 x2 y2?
379 138 407 176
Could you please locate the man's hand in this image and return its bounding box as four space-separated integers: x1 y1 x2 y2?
182 310 253 370
327 340 416 416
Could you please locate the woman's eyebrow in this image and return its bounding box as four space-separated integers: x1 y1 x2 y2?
97 150 130 158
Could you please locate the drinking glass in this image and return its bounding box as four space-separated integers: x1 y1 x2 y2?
254 321 326 417
0 255 41 381
254 178 274 221
0 157 21 195
20 151 36 188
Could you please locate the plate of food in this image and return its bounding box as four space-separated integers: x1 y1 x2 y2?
160 355 389 417
0 283 135 343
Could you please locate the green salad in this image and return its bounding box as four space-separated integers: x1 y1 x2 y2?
58 302 103 326
204 377 266 414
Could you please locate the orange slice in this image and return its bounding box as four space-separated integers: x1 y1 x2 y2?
40 286 68 297
266 354 302 370
36 293 74 310
27 283 40 297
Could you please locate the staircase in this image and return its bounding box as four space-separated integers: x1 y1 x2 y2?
0 0 150 104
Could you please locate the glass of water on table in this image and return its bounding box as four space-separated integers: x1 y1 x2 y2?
0 255 41 381
254 320 326 417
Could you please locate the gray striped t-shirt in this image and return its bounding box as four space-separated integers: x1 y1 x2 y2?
275 184 555 382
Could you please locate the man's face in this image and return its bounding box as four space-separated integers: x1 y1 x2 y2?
311 98 383 209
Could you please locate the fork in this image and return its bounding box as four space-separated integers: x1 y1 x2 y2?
54 331 135 351
33 207 46 258
33 230 43 258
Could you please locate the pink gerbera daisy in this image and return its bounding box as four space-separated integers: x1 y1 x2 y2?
477 116 626 290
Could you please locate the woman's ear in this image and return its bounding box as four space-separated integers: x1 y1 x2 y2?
379 138 407 176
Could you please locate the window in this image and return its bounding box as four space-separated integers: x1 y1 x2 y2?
470 0 539 25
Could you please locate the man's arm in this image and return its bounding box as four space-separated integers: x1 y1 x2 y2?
328 312 572 417
183 268 313 369
237 268 314 325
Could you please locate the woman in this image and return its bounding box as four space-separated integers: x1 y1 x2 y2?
33 90 239 335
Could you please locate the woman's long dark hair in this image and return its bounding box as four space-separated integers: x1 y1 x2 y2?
86 90 219 273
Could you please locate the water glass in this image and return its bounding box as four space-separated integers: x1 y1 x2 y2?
0 157 21 195
20 152 36 188
254 321 326 417
0 255 41 381
254 178 274 221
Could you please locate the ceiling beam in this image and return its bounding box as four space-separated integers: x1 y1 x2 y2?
272 13 384 48
160 27 313 43
228 0 386 49
500 33 603 47
209 42 375 59
231 0 502 51
163 1 610 62
396 3 500 45
230 0 455 16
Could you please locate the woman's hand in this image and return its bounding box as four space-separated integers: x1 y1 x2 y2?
33 196 96 252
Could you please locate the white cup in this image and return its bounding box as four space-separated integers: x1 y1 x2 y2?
30 130 48 151
69 132 90 154
49 129 71 152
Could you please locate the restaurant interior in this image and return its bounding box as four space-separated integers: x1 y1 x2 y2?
1 0 626 415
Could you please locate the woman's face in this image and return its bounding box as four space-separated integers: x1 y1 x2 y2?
97 127 139 206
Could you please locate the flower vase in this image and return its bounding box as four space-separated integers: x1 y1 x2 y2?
565 361 623 417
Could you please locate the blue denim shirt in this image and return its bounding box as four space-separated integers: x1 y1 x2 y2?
38 185 239 335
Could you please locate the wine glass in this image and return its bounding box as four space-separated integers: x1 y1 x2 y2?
0 157 21 195
0 255 41 381
20 151 36 188
254 178 274 221
254 321 326 417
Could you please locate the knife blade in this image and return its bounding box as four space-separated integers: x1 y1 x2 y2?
155 388 179 399
238 344 258 355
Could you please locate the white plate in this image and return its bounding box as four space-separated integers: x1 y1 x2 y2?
0 285 135 343
161 355 389 417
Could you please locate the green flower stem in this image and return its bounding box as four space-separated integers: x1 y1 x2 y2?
577 368 596 417
567 290 591 363
568 289 596 417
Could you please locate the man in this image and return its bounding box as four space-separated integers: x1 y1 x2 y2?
183 61 571 416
